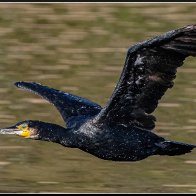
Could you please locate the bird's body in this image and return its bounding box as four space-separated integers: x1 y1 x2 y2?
71 123 164 161
28 119 194 161
0 24 196 161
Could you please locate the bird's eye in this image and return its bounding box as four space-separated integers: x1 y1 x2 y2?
21 124 28 129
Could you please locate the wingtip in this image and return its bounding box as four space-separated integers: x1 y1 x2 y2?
15 81 24 88
14 81 41 88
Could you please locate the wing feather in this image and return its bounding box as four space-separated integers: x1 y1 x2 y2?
94 25 196 130
15 82 102 128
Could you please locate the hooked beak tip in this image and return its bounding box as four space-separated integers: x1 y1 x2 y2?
0 127 21 135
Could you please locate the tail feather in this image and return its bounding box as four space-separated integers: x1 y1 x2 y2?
156 141 196 156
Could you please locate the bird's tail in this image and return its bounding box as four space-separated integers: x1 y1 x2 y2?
155 140 196 156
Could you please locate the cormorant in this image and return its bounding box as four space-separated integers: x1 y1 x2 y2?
0 25 196 161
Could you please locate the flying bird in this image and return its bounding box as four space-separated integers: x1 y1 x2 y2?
0 25 196 161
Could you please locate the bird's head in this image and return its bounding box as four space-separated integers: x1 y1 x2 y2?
0 120 74 146
0 120 44 139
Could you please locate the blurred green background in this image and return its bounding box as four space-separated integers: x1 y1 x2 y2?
0 3 195 193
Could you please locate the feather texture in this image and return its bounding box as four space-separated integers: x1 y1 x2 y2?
95 25 196 129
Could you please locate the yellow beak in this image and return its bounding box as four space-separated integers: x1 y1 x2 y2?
21 130 30 138
18 127 31 138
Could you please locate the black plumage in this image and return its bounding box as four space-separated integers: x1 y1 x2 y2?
0 25 196 161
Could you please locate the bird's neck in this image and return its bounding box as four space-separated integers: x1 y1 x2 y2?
39 124 77 147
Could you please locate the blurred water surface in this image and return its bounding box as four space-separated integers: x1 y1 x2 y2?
0 3 195 193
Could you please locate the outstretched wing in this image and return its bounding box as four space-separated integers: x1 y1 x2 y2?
15 82 102 128
94 25 196 130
